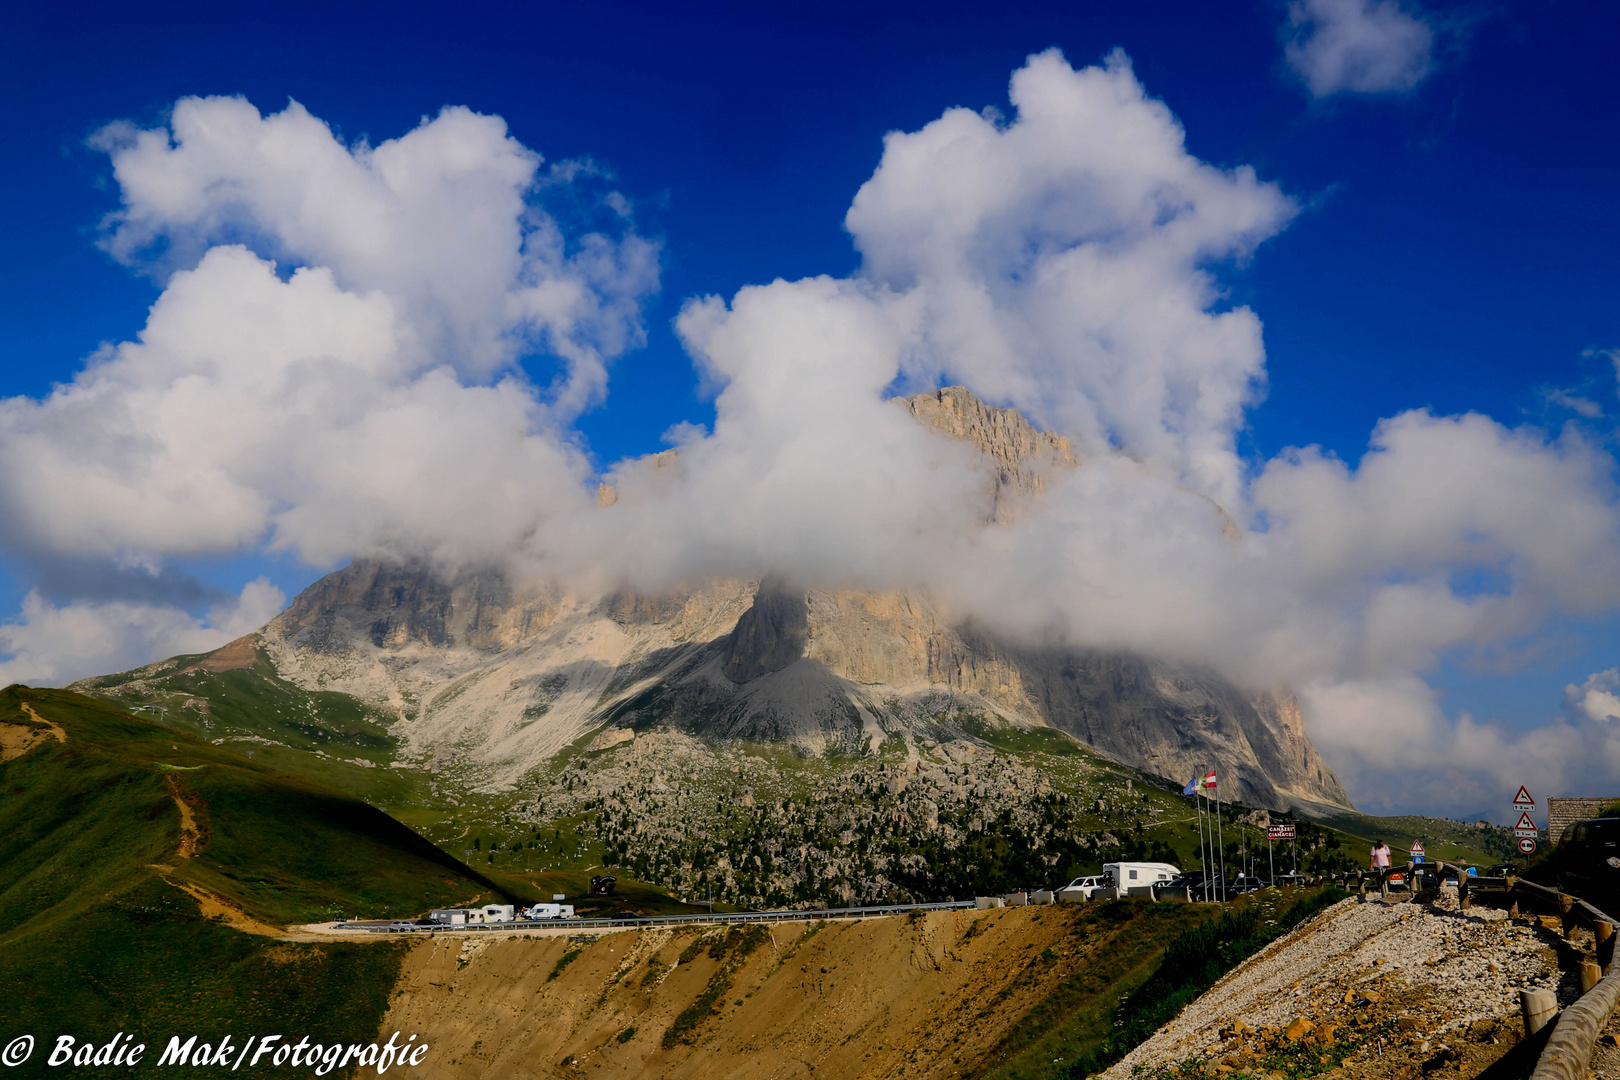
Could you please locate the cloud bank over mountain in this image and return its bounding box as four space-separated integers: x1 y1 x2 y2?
1 49 1615 814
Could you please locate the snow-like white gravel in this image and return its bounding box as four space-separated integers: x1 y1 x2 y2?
1104 894 1570 1077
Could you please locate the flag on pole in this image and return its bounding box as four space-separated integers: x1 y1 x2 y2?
1200 771 1217 790
1183 776 1199 796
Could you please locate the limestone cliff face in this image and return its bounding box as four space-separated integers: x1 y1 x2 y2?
900 386 1078 522
241 558 1349 810
170 387 1348 811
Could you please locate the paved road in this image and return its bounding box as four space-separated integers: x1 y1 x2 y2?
340 899 979 934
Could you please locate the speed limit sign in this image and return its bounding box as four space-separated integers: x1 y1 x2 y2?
1519 836 1538 855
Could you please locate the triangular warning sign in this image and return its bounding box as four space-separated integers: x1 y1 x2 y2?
1410 841 1425 853
1514 786 1535 806
1515 811 1537 831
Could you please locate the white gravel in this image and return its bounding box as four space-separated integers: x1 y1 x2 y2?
1104 894 1570 1077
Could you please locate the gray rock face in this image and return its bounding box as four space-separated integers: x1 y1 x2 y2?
231 560 1349 811
720 583 809 683
991 644 1349 810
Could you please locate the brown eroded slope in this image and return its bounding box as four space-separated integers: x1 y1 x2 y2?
382 904 1195 1080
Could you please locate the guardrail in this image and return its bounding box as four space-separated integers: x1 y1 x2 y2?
1490 876 1618 1080
340 898 976 935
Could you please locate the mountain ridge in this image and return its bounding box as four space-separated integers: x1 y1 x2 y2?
75 386 1348 814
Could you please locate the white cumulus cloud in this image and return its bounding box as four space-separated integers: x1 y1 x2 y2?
1285 0 1435 98
93 96 658 416
0 578 285 688
1567 669 1620 724
847 49 1295 510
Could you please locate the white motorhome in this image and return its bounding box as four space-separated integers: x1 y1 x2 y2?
479 905 516 923
523 903 576 920
1102 862 1181 895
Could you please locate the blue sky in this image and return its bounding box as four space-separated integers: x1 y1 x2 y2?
2 0 1618 816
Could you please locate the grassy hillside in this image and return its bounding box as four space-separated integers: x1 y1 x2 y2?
0 685 518 1073
71 645 425 811
0 685 507 930
1307 807 1520 868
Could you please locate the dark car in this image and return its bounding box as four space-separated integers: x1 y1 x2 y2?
1159 871 1251 902
1557 818 1620 916
1159 870 1213 899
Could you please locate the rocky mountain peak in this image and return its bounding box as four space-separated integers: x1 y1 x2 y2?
901 386 1078 521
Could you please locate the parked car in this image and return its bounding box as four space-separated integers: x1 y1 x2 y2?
1061 875 1111 899
1159 871 1245 901
1556 817 1620 916
1161 870 1213 897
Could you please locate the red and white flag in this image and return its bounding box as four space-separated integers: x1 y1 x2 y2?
1200 771 1218 790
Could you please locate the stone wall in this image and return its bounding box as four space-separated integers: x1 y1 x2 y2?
1548 797 1620 840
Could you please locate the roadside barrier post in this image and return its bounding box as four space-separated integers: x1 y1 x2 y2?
1522 988 1557 1036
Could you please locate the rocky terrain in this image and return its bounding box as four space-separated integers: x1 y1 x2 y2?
480 726 1197 908
1104 891 1590 1080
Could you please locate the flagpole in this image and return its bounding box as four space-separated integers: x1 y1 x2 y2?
1216 780 1226 896
1201 785 1212 901
1197 787 1208 901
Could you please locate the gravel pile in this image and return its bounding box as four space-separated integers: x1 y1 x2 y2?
1104 892 1579 1079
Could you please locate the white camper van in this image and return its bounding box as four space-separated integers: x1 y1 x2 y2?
523 903 576 921
1102 862 1180 896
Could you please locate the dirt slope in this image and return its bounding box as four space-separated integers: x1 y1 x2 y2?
381 905 1176 1080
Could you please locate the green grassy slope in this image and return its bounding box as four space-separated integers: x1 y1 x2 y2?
71 647 426 811
0 685 508 931
0 685 533 1076
75 645 397 757
0 884 408 1079
973 899 1222 1080
1307 807 1520 869
976 887 1351 1080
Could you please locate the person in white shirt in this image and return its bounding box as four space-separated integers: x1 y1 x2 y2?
1371 840 1392 870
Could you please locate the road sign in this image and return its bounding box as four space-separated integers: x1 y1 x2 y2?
1409 841 1425 854
1519 836 1538 855
1267 825 1296 840
1513 811 1539 836
1513 786 1536 810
